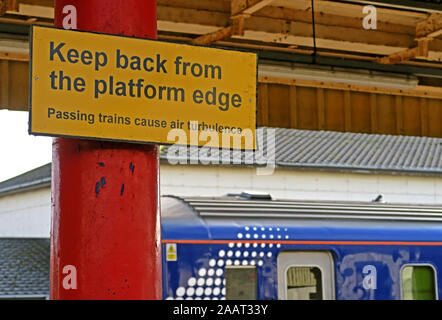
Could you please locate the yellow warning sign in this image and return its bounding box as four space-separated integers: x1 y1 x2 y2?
166 243 177 261
29 25 257 149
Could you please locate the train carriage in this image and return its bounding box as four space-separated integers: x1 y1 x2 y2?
161 193 442 300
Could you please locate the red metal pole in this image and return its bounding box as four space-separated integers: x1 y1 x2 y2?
50 0 161 300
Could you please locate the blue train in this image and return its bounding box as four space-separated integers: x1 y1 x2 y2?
160 193 442 300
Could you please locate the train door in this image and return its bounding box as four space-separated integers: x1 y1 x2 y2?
277 251 335 300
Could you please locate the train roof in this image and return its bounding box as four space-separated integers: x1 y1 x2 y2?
161 194 442 242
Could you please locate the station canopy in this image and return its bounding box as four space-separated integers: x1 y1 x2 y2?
0 0 441 70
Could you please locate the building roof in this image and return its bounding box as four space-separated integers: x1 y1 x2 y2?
271 128 442 175
164 127 442 176
0 163 51 197
0 128 441 197
0 238 50 298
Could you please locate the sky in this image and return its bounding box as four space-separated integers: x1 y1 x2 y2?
0 110 52 183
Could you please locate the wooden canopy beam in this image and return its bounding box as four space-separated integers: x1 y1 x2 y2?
377 47 419 64
0 0 18 15
416 13 442 39
191 0 274 45
190 25 234 45
377 13 441 64
231 0 275 18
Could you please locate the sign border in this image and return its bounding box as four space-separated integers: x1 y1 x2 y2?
28 24 258 150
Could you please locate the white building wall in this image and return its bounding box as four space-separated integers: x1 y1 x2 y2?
161 164 442 204
0 188 51 238
0 164 441 238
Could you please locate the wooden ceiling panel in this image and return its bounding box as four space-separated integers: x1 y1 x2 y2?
0 0 441 69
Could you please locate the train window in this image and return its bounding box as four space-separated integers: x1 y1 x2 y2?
278 251 334 300
401 265 437 300
286 266 323 300
225 266 257 300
